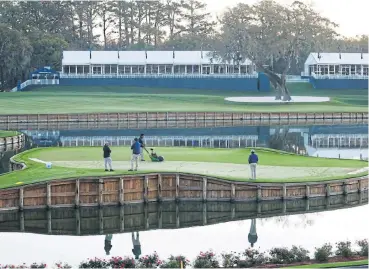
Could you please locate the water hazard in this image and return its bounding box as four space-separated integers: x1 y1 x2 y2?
0 121 368 265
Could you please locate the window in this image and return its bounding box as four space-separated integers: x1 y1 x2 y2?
179 65 185 73
110 65 117 74
240 65 247 74
350 65 356 75
76 66 84 74
124 66 131 74
138 65 145 73
363 65 368 76
186 65 192 73
356 65 362 75
341 65 350 75
159 65 166 74
152 65 159 74
104 65 111 74
146 65 153 74
329 65 334 74
83 65 90 74
70 65 76 74
165 65 172 74
193 65 199 74
234 65 240 74
174 65 180 73
118 65 125 74
132 66 138 73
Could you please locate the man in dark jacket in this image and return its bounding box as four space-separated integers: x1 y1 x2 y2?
129 138 141 171
248 149 258 179
103 142 114 171
138 134 145 161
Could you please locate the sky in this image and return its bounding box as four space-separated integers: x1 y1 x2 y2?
203 0 369 37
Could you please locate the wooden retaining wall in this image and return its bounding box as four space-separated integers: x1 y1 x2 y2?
0 134 24 146
0 193 366 235
0 173 367 211
0 112 367 124
0 117 366 131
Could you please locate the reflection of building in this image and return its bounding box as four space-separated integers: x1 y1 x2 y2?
248 219 258 248
22 130 60 147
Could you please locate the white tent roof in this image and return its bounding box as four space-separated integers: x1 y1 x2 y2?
305 52 368 65
62 51 253 65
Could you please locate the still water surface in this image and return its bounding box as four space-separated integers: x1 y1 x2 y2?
0 204 367 265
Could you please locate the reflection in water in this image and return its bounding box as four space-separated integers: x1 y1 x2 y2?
132 232 141 260
104 234 113 255
19 124 368 159
248 219 257 248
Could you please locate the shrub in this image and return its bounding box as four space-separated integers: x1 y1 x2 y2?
221 252 240 268
314 243 333 262
289 246 310 262
335 241 354 258
269 247 295 264
193 251 220 268
30 264 47 269
0 265 29 269
357 239 368 256
79 258 110 268
55 262 72 269
240 248 268 267
161 255 190 268
110 256 136 268
138 252 162 268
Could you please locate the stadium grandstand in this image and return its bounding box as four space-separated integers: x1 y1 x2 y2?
61 50 256 75
304 52 368 89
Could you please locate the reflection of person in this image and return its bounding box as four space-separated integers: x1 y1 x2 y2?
248 219 258 247
104 234 113 255
103 142 114 172
132 232 142 260
248 149 259 180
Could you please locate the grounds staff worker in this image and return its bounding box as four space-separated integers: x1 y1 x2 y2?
248 149 259 180
138 134 145 161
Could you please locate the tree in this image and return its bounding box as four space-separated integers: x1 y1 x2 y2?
215 0 339 100
0 23 32 90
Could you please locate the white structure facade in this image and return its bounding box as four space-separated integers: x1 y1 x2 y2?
303 53 368 77
61 51 256 76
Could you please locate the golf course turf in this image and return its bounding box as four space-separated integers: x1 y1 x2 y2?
0 147 367 189
0 83 367 114
285 259 368 268
0 130 19 138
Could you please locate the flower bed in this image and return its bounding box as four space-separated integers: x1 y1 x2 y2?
1 239 367 268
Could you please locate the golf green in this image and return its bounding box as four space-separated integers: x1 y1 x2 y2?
0 83 367 114
0 130 19 138
1 147 366 189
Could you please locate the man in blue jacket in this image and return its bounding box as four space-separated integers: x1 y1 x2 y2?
248 149 259 179
129 138 141 171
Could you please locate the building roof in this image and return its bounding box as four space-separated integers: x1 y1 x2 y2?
62 51 253 65
305 53 368 65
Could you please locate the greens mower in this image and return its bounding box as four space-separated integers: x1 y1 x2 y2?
144 148 164 162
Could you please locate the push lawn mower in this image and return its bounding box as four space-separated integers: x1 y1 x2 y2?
144 147 164 162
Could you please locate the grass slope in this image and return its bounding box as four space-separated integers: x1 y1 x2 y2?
0 83 367 114
0 147 366 189
0 130 18 138
286 259 368 268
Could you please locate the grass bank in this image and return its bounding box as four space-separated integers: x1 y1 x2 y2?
0 147 366 189
0 130 19 138
286 259 368 268
0 84 367 114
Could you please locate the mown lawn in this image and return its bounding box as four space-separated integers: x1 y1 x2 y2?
0 147 366 189
286 259 368 268
0 83 367 114
0 130 19 138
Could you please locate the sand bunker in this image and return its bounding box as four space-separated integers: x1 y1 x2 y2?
225 96 330 103
50 160 354 179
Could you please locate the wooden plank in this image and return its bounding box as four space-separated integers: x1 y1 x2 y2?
120 206 125 232
282 184 287 200
306 185 310 198
158 174 162 201
75 179 80 207
203 177 207 201
99 179 104 206
203 203 207 225
19 188 24 210
257 186 262 201
46 183 51 207
176 174 180 200
144 176 149 202
231 184 235 200
119 178 124 205
326 184 331 197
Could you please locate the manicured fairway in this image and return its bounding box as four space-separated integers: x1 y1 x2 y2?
0 147 366 189
0 84 367 114
0 130 18 138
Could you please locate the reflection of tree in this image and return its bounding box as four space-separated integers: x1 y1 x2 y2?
104 234 113 255
268 127 306 155
259 213 318 228
132 232 141 260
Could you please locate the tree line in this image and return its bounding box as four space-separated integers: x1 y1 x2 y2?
0 0 367 95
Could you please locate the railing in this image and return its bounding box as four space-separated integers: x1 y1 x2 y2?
59 73 259 79
11 80 32 92
312 74 369 79
11 79 59 92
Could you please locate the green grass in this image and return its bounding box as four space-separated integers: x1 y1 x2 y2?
0 147 366 189
0 130 18 138
286 259 368 268
0 83 367 114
